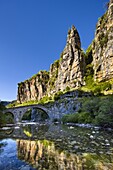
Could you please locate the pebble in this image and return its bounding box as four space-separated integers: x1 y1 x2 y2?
90 135 94 139
14 126 20 129
70 141 77 145
69 126 74 129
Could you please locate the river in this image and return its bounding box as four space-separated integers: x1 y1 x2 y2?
0 122 113 170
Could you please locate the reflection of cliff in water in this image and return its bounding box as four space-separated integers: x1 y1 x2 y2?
17 139 113 170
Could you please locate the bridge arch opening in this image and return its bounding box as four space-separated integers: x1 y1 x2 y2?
22 109 32 122
31 108 49 122
22 108 49 122
4 112 14 124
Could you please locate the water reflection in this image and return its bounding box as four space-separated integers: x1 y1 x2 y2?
0 123 113 169
17 139 113 170
0 140 7 154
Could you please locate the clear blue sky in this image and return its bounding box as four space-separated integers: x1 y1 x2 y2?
0 0 108 101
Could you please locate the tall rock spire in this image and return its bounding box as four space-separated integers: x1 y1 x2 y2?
48 25 85 94
66 25 81 48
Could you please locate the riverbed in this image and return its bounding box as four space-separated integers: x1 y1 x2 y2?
0 122 113 169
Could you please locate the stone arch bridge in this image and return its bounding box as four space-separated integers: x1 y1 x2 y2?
3 98 81 123
3 104 54 123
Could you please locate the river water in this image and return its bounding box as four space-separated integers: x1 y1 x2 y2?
0 122 113 170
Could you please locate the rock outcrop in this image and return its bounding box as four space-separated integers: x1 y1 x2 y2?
17 26 84 103
47 25 85 95
92 0 113 81
17 71 49 103
17 0 113 103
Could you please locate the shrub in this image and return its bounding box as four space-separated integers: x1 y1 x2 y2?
38 95 52 104
99 32 108 48
0 103 6 126
62 113 78 123
0 112 6 126
60 52 64 62
65 86 70 92
93 86 101 95
54 60 59 68
22 110 31 120
62 95 113 128
101 81 111 91
54 91 63 101
62 112 94 124
94 96 113 127
4 113 14 124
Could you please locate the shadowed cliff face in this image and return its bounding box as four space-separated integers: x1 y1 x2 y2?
92 0 113 82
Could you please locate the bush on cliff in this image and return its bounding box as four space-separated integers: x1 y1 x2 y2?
54 91 63 101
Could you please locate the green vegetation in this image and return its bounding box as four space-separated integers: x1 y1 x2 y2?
59 51 64 62
81 42 112 95
22 109 31 120
23 130 32 137
54 91 63 101
98 32 108 48
38 95 53 104
65 86 70 92
62 95 113 128
4 112 14 124
54 60 59 68
18 70 49 85
0 103 6 126
0 102 14 126
7 100 17 108
40 139 53 147
48 60 59 91
7 100 39 108
82 75 112 95
98 12 108 28
8 95 54 107
97 11 109 48
23 125 32 137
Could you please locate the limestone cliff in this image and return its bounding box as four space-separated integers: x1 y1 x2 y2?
17 0 113 103
17 71 49 103
17 26 84 103
92 0 113 81
47 25 85 95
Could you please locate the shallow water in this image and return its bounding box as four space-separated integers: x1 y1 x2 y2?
0 123 113 170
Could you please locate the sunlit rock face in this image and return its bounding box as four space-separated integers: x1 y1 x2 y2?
47 25 85 95
17 26 85 103
17 0 113 103
17 71 49 103
92 0 113 81
17 139 113 170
